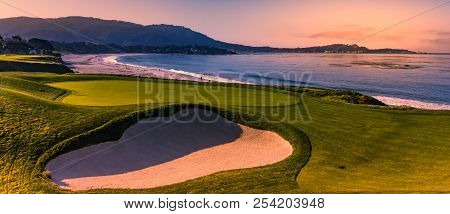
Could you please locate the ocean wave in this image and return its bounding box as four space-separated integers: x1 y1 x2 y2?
167 68 247 84
373 96 450 110
106 55 247 84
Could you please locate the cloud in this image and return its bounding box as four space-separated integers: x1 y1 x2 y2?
307 25 402 42
373 34 403 41
435 31 450 36
308 30 367 40
426 30 450 37
421 33 450 52
307 25 372 40
339 24 374 32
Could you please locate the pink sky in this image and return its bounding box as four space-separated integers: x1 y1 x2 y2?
1 0 449 52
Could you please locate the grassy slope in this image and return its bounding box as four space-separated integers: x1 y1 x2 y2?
0 87 135 193
246 99 450 193
0 55 72 73
0 72 449 193
0 75 66 100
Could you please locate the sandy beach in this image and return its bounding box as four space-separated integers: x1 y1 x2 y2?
63 54 246 84
46 108 293 190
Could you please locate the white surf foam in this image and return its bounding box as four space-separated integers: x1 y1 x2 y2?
374 96 450 110
103 55 248 84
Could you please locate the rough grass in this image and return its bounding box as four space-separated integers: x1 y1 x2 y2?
0 75 66 100
280 86 386 106
0 72 449 193
0 87 135 193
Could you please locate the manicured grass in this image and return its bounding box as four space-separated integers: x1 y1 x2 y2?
0 71 449 193
0 55 72 73
0 75 66 100
48 80 298 107
243 99 450 193
0 55 59 64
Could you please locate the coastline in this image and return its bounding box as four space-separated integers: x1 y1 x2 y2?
63 54 246 84
373 96 450 111
63 54 449 110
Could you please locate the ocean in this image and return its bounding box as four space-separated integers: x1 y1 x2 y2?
117 53 450 109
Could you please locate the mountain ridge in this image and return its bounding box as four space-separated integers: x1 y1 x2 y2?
0 16 232 47
0 16 416 54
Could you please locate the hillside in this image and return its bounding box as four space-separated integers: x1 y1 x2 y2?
0 16 416 54
0 16 236 48
288 44 416 54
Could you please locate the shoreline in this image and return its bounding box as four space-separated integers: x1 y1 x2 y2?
63 54 246 84
373 96 450 111
63 54 449 111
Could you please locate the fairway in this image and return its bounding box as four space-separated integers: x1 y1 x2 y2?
0 55 72 73
0 55 59 64
48 80 297 106
0 72 449 194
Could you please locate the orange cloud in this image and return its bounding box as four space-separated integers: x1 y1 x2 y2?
309 30 367 40
307 25 373 41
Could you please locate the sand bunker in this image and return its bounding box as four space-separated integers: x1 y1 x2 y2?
46 108 292 190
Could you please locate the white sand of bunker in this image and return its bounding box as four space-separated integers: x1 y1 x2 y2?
46 108 293 190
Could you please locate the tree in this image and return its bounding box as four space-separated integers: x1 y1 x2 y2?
28 38 54 53
11 35 23 42
0 35 4 53
0 35 4 49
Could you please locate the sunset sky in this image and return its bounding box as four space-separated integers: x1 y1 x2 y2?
1 0 449 52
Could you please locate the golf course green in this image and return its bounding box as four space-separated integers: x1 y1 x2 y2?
1 63 449 193
47 80 297 106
